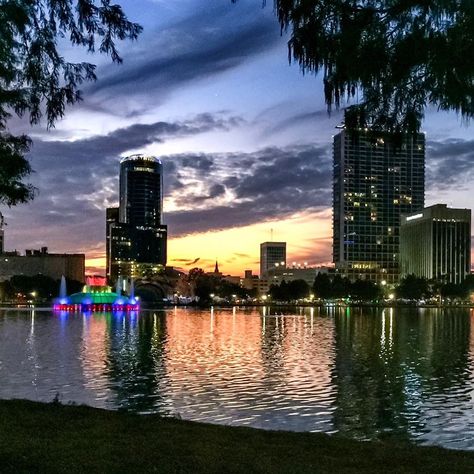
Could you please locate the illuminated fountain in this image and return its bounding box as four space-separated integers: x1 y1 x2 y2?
53 276 139 312
58 275 68 304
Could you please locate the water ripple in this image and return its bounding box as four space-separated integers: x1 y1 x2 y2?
0 307 474 449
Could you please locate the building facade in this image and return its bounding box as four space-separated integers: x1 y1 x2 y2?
333 120 425 284
106 155 167 283
260 242 286 278
119 154 163 227
0 247 85 283
400 204 471 284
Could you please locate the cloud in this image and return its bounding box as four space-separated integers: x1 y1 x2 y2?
86 3 282 107
5 137 332 256
3 113 242 252
164 144 332 236
426 138 474 190
262 109 342 137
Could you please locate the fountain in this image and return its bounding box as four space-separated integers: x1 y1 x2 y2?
53 275 139 312
59 276 68 304
128 279 138 306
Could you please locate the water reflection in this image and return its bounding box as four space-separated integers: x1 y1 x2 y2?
0 307 473 449
333 307 474 448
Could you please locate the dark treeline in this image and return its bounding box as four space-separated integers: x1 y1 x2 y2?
185 268 256 304
396 274 474 301
312 274 381 301
0 275 83 302
269 280 311 301
268 273 474 303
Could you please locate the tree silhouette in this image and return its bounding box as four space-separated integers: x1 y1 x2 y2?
0 1 141 205
272 0 474 133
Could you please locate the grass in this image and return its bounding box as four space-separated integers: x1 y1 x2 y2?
1 400 474 473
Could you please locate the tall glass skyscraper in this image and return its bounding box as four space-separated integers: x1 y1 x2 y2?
333 120 425 285
119 155 163 227
106 155 167 283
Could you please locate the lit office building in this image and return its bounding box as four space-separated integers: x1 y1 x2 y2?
106 155 167 283
400 204 471 284
333 114 425 284
260 242 286 278
119 154 163 227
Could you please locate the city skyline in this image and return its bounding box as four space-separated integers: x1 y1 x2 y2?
3 0 474 276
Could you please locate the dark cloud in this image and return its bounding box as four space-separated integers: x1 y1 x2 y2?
87 5 282 106
263 109 343 136
3 113 241 252
426 139 474 189
165 145 332 236
29 113 237 169
6 125 472 266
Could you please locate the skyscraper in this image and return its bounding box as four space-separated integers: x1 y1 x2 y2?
119 155 163 227
106 155 167 283
260 242 286 278
400 204 471 284
333 116 425 284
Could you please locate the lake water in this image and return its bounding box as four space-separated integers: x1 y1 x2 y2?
1 306 474 450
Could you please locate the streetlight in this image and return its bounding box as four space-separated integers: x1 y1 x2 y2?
30 291 37 298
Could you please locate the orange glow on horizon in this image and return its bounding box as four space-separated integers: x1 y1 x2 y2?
85 210 333 276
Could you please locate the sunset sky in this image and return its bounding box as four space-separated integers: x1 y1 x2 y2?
5 0 474 276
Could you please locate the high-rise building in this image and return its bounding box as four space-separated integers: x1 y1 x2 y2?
400 204 471 284
333 116 425 284
106 155 167 283
260 242 286 278
119 155 163 227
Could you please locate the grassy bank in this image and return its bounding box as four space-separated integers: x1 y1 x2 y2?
1 400 474 473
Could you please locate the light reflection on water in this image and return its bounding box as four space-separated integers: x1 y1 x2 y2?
1 306 474 449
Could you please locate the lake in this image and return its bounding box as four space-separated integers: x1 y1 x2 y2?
1 306 473 450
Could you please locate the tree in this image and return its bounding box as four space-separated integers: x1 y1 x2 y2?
0 1 141 205
10 274 57 299
332 275 351 299
313 273 332 299
272 0 474 133
350 279 381 301
287 279 310 300
440 282 466 300
396 274 429 300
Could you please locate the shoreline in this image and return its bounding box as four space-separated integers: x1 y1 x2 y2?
1 302 473 311
0 399 473 473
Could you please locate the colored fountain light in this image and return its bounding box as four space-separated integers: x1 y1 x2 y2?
53 276 139 312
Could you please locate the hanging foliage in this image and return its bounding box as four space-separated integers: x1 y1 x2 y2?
273 0 474 132
0 1 142 205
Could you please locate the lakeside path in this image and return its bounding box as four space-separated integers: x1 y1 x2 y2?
1 400 474 473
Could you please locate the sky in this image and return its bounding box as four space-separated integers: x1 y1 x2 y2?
4 0 474 276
